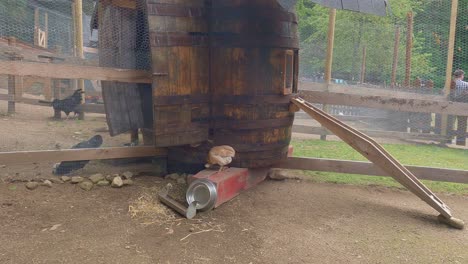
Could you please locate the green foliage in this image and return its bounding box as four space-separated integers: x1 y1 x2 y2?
296 0 465 88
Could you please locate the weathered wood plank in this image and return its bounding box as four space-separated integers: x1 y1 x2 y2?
299 90 468 116
274 157 468 184
0 147 167 165
0 61 152 84
292 125 450 141
299 81 447 101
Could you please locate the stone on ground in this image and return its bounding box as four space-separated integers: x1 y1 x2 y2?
122 171 133 179
25 182 39 190
122 179 134 186
89 173 105 184
71 176 84 184
42 180 53 188
79 181 94 191
97 180 110 186
111 176 124 188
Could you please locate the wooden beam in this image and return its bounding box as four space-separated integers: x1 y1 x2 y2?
441 0 459 137
74 0 85 120
0 96 106 114
292 125 450 142
0 146 167 165
404 12 413 87
391 26 400 87
299 90 468 116
360 45 366 83
0 61 152 83
274 157 468 184
300 81 447 101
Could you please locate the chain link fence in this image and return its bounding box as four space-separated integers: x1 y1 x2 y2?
297 0 467 146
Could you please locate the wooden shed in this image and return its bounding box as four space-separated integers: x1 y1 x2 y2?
93 0 299 170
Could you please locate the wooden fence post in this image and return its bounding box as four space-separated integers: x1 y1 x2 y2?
391 26 400 87
7 37 23 114
404 12 413 88
74 0 85 120
321 8 337 141
360 45 367 84
53 80 62 119
441 0 459 141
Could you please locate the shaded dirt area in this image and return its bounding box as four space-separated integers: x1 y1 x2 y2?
0 100 128 152
1 176 467 264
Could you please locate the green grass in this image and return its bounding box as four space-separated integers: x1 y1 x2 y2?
291 139 468 194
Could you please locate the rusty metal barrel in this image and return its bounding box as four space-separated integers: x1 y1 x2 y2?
210 0 299 168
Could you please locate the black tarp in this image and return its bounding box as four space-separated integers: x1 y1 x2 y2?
309 0 389 16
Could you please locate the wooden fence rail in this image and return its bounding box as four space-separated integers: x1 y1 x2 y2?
299 90 468 116
0 146 167 165
275 157 468 184
292 125 450 142
0 61 153 83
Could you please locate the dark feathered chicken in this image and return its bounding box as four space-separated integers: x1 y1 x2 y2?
52 135 103 175
52 89 84 117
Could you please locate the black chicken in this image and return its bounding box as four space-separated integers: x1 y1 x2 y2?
51 89 84 117
52 135 103 175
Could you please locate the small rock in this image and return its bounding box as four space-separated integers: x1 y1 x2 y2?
49 178 64 184
71 176 84 184
74 131 82 135
105 174 115 181
89 173 104 184
50 224 62 231
122 171 133 179
111 176 124 188
267 169 302 181
61 176 71 182
79 181 93 191
42 180 53 188
165 173 179 180
122 179 134 186
176 177 186 184
189 227 195 232
96 180 110 186
0 165 6 168
25 182 39 190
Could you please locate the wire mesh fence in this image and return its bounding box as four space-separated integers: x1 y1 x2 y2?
0 0 466 179
296 0 467 145
0 0 156 178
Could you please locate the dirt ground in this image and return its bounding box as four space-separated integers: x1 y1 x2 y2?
1 100 468 263
0 176 467 264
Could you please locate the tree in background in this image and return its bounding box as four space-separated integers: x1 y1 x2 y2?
296 0 462 91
